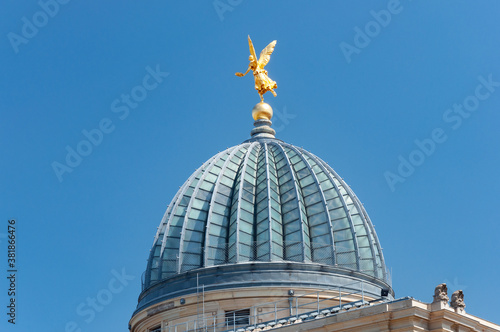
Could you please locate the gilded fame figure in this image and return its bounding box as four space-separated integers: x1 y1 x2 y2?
236 36 278 102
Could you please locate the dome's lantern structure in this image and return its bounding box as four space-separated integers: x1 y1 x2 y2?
131 37 393 332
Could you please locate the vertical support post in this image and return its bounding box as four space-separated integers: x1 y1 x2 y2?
203 284 205 331
361 282 364 303
233 311 236 331
274 303 277 323
295 297 298 318
339 287 342 308
317 291 320 313
213 316 216 332
254 306 257 326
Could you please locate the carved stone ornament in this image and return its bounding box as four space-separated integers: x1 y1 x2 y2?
433 283 449 303
450 290 466 310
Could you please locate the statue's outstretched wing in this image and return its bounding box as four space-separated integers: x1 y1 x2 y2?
248 35 258 62
258 40 277 68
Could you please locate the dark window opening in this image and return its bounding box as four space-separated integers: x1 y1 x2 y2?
225 309 250 326
149 326 161 332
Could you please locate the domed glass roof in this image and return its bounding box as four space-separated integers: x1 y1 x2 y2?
144 137 388 289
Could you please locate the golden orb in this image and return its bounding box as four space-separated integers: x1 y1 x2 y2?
252 102 273 121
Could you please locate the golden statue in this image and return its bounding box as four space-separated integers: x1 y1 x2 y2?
236 36 277 102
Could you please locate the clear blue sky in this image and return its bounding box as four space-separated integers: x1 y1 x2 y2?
1 1 499 330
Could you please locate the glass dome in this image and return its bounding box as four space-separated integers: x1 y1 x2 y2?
144 138 389 290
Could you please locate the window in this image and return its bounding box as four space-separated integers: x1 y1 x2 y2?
225 309 250 326
149 325 161 332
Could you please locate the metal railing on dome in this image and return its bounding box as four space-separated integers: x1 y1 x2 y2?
161 281 386 332
143 241 392 290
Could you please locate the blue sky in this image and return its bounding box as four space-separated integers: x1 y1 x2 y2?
1 1 500 330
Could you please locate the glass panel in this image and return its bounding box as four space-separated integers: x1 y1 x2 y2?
334 229 352 241
271 220 282 233
200 181 214 191
309 212 327 226
310 224 329 237
281 200 296 214
284 220 301 233
241 190 254 204
243 179 255 192
351 214 364 226
307 202 324 216
244 172 255 184
321 180 334 190
283 208 300 224
332 217 350 231
189 209 207 220
218 184 232 196
336 251 356 266
209 223 225 237
220 176 234 187
256 221 268 234
296 167 309 179
286 231 301 243
168 225 182 237
280 189 296 204
336 240 355 251
170 215 184 227
185 186 194 197
213 203 229 216
300 175 314 187
165 237 180 249
294 160 306 172
210 213 227 226
329 207 346 219
239 220 253 234
240 209 253 223
239 232 252 243
257 209 269 222
224 168 236 179
354 224 367 236
192 199 209 211
183 241 202 253
302 183 316 196
175 205 187 216
304 191 322 206
316 171 328 183
357 235 370 247
196 189 211 201
205 172 218 183
240 199 254 213
359 247 373 258
312 234 331 246
214 193 230 206
270 208 281 223
180 195 190 206
289 154 301 164
280 179 294 193
187 218 205 232
323 188 338 200
183 230 203 242
247 158 256 170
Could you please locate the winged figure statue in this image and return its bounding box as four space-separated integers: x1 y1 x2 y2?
236 36 277 102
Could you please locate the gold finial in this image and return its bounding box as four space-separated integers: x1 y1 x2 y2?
252 102 273 121
235 36 278 104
